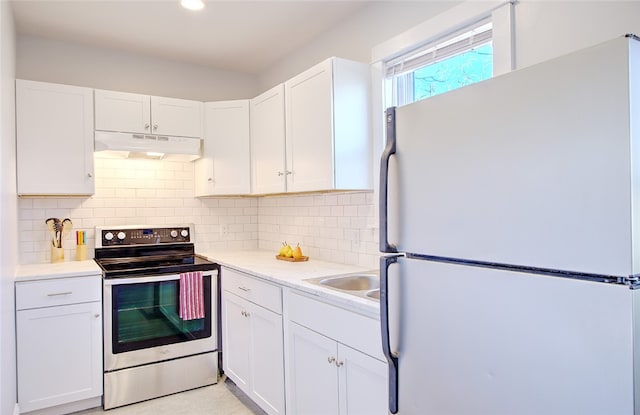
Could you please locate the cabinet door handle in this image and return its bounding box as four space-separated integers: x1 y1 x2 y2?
277 171 284 176
87 173 93 178
153 124 158 131
336 360 344 367
94 314 100 318
145 123 150 129
327 356 336 364
47 291 72 297
285 171 292 175
238 286 251 292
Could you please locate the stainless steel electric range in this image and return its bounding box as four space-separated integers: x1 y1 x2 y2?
94 225 219 410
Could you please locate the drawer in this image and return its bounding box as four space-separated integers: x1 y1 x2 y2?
16 275 101 310
221 267 282 314
288 290 384 361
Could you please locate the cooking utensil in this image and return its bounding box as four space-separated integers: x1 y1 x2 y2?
45 217 72 248
45 218 59 248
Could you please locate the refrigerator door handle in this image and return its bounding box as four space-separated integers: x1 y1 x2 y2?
380 107 398 253
381 254 400 414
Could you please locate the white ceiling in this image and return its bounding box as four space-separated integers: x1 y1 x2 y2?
10 0 372 75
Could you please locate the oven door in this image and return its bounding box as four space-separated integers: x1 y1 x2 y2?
103 271 217 372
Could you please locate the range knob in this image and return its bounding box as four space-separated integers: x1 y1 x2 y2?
170 230 178 238
104 232 114 241
117 231 126 240
181 229 189 238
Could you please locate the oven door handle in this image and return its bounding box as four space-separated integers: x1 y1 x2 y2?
104 274 179 286
103 273 213 286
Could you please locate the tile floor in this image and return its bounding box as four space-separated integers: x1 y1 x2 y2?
76 377 266 415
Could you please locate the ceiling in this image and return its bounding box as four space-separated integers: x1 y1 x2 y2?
10 0 372 75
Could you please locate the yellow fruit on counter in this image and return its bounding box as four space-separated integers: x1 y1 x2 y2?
292 244 303 259
279 241 294 257
278 242 288 256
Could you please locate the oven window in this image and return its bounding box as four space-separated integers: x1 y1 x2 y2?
111 276 212 353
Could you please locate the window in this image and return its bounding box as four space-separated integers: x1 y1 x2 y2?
385 19 493 107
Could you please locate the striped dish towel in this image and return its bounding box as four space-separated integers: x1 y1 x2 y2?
179 271 205 321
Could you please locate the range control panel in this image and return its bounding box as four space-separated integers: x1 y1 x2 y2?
97 226 192 247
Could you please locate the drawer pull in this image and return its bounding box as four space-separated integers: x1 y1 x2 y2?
47 291 72 297
238 286 251 292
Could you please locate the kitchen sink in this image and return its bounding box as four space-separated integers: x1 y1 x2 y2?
366 289 380 300
319 274 379 291
304 272 380 302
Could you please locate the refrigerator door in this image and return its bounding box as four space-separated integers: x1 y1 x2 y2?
381 36 638 276
383 256 634 415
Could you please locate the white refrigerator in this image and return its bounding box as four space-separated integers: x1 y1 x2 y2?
379 34 640 415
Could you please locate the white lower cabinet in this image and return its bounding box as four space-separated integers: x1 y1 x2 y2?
16 275 102 414
288 323 340 414
286 291 387 415
221 267 285 415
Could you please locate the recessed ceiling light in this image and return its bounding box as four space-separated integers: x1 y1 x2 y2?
181 0 205 11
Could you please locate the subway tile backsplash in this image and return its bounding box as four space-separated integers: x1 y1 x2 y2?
18 158 378 268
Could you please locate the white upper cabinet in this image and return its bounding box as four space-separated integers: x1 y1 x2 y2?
284 57 372 193
151 95 203 138
94 89 150 134
195 100 251 196
250 84 286 194
16 79 95 196
95 89 203 138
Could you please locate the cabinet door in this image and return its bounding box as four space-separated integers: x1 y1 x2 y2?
16 80 95 195
288 322 339 415
248 302 285 415
195 100 250 196
250 84 286 194
222 291 251 389
16 302 102 413
285 59 334 192
94 89 151 134
151 96 203 138
338 344 388 415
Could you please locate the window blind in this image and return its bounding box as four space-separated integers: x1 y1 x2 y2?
385 19 492 78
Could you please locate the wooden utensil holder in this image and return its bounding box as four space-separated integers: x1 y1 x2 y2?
51 246 64 263
76 244 87 261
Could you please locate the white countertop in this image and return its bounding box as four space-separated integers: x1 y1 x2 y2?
201 249 380 316
14 250 381 316
16 260 102 282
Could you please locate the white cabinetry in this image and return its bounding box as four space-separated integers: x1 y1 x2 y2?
221 267 285 415
16 275 103 414
94 89 203 138
195 100 250 196
16 80 95 195
250 84 286 194
287 291 387 415
284 57 372 193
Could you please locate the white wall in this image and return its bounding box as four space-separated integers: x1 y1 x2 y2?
16 35 260 101
19 158 258 264
258 192 378 269
17 159 377 269
0 2 17 414
258 1 460 92
514 1 640 70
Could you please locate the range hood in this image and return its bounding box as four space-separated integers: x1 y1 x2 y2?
94 131 202 161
